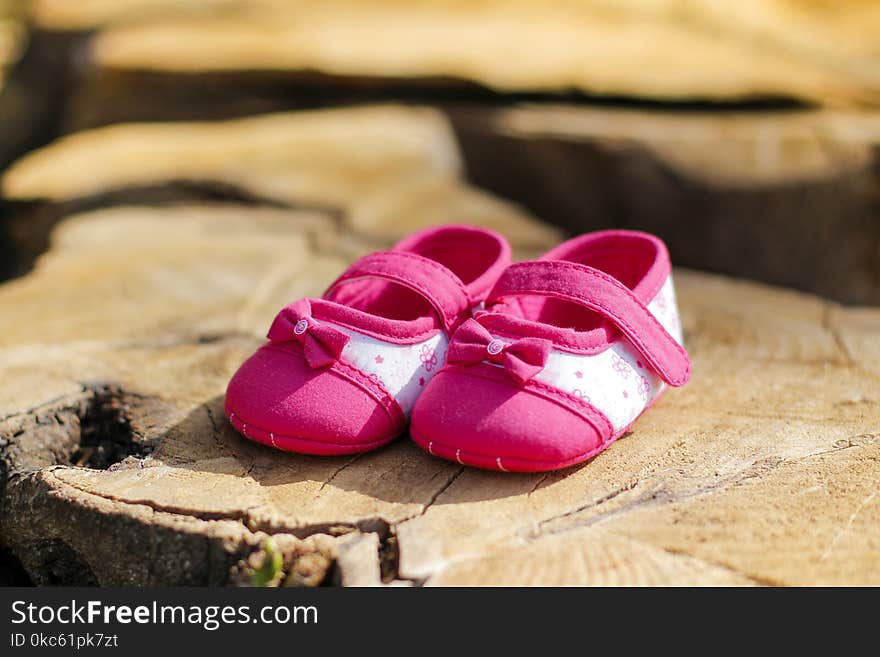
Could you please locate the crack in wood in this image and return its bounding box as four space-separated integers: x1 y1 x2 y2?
819 491 876 563
203 402 219 439
8 378 878 586
37 465 397 550
0 391 86 424
642 540 783 587
545 458 792 535
536 479 642 533
823 305 855 366
536 438 879 540
527 473 550 497
418 465 464 516
318 454 363 492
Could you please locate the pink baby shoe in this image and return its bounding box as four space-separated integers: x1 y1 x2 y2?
225 225 511 455
410 230 690 472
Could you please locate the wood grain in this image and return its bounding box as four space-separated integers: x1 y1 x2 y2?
1 105 878 586
27 1 880 105
453 105 880 305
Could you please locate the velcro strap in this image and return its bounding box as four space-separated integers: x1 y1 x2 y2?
325 251 472 333
487 261 690 386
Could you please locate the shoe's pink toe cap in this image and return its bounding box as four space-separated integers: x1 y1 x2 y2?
225 343 403 455
410 367 608 472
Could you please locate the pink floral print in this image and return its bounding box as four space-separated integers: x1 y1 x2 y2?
571 389 590 403
419 344 438 372
636 375 650 400
611 353 630 378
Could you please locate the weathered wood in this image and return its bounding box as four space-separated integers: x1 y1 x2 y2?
0 11 82 273
2 205 878 586
0 106 559 280
11 3 880 305
26 0 880 105
0 3 30 161
6 102 880 305
1 106 558 250
0 17 22 89
452 105 880 305
0 105 557 585
1 105 878 586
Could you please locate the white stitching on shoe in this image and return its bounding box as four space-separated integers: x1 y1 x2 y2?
455 449 463 464
269 432 277 448
496 457 507 472
428 441 434 455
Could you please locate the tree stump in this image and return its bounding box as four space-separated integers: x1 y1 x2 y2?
12 1 880 303
7 0 880 305
452 105 880 305
27 0 880 104
0 11 22 89
1 105 878 586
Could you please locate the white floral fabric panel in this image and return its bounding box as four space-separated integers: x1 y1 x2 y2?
646 274 683 345
330 323 448 416
535 341 665 432
495 274 683 432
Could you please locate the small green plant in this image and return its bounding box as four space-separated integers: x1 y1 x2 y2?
250 538 284 587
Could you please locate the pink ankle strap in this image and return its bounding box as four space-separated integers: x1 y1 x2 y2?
325 251 472 333
487 261 691 386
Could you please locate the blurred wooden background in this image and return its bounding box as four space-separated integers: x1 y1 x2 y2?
0 1 878 586
2 0 880 302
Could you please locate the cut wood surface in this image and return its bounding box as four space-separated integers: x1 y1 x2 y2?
1 104 879 586
1 105 558 249
0 3 24 89
487 106 880 187
11 2 880 303
0 20 21 86
26 0 880 105
453 105 880 306
6 103 880 305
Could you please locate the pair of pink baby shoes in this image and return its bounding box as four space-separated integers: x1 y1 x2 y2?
225 225 690 472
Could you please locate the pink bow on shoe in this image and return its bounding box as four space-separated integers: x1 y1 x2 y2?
447 319 551 385
267 300 350 369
